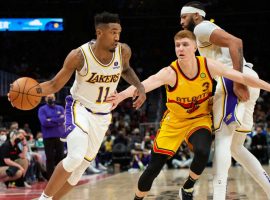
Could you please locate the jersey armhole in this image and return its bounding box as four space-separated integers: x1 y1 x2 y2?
78 47 89 77
204 57 214 82
166 66 178 92
119 43 123 72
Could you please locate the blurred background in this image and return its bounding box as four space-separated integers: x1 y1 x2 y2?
0 0 270 178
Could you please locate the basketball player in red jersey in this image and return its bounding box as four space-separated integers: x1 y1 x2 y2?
107 30 270 200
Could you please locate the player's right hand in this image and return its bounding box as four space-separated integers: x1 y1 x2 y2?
233 82 250 102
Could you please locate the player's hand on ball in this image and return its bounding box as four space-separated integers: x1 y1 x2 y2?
8 77 42 110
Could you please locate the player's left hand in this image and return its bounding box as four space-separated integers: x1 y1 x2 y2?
132 85 146 110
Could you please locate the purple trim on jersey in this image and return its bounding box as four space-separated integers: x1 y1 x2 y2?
85 107 110 115
63 95 76 138
222 78 239 125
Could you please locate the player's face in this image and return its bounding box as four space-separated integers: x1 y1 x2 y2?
100 23 122 52
180 14 196 31
175 38 196 60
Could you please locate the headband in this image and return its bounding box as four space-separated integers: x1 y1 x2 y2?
181 6 206 17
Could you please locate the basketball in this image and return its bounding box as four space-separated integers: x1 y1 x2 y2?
9 77 42 110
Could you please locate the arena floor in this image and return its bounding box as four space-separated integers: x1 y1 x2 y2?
1 166 269 200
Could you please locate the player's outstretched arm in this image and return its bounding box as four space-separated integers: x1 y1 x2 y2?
38 48 84 96
207 58 270 92
106 66 176 110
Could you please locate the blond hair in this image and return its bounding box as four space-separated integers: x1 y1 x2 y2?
174 30 196 41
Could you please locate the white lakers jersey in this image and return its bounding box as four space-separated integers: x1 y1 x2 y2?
194 20 247 68
70 42 122 113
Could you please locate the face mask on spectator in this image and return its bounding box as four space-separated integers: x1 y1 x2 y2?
0 134 7 142
47 98 55 105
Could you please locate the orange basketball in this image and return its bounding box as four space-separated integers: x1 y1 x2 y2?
9 77 42 110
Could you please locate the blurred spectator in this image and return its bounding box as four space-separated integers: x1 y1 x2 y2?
23 123 32 134
0 130 30 187
172 142 193 169
130 128 142 146
0 127 8 146
103 135 113 166
129 135 151 172
251 125 269 164
38 93 65 179
35 132 44 149
9 121 19 132
20 129 47 183
114 130 129 146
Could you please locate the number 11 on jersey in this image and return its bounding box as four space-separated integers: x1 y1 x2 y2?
96 87 110 103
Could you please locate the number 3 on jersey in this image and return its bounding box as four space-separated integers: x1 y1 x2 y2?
96 87 110 103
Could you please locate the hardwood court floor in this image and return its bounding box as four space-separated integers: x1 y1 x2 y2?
61 165 270 200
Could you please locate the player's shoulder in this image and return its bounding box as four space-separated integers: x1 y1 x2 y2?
120 43 131 58
164 66 176 74
169 59 178 68
120 43 130 52
195 20 219 32
66 48 84 67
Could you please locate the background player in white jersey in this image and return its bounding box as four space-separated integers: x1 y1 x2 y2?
180 1 270 200
24 12 147 200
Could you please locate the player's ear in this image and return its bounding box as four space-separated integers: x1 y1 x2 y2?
193 42 197 52
96 28 102 37
194 13 201 21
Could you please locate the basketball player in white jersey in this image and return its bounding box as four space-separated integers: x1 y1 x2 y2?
180 1 270 199
17 12 146 200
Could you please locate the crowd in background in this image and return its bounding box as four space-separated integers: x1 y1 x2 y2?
1 92 270 189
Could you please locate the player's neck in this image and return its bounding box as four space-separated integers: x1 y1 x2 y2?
91 42 114 64
195 19 203 26
178 57 198 78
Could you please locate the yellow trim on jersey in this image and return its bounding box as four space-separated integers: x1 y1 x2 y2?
73 101 88 134
235 129 251 133
84 156 94 162
109 113 113 123
88 43 115 67
199 43 212 48
214 77 226 131
119 43 123 71
234 99 241 126
79 47 90 77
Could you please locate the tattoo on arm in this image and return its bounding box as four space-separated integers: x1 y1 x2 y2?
75 48 85 71
121 43 142 87
238 47 243 72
